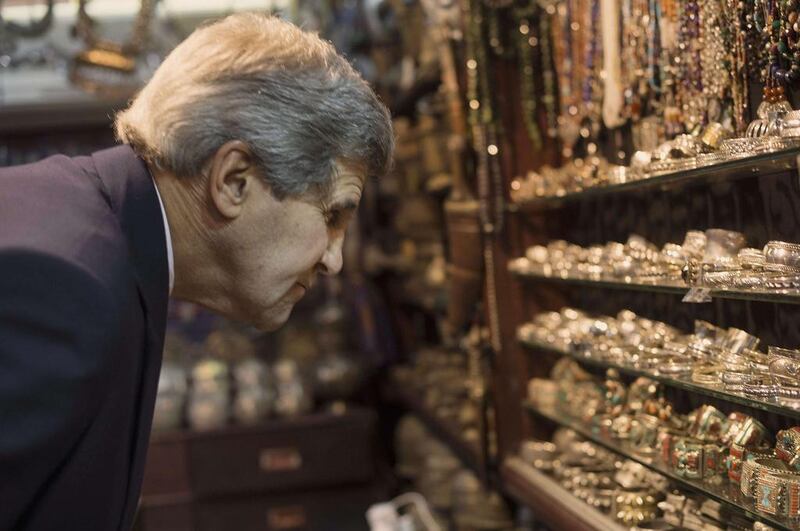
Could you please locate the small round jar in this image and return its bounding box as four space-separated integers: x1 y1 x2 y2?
191 358 230 395
188 392 229 431
233 386 273 425
152 360 188 432
273 359 313 418
188 358 231 431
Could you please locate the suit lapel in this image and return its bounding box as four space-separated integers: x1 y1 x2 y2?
91 145 169 529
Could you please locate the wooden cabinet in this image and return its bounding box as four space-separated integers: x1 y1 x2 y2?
137 408 380 531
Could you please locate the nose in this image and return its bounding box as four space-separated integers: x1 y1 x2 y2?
317 235 344 276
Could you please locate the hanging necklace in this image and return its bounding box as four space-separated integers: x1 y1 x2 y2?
552 0 586 157
659 0 684 138
514 0 543 150
483 0 513 58
580 0 603 139
538 3 559 139
754 0 792 118
464 0 504 353
600 0 627 129
677 0 704 132
699 0 732 124
723 0 747 133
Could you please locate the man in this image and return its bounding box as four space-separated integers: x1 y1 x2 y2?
0 13 393 531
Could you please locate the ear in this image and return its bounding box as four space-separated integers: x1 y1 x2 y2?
206 140 257 220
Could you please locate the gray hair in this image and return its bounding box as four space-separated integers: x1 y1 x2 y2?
115 13 393 198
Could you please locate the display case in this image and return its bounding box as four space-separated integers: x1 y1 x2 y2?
406 0 800 527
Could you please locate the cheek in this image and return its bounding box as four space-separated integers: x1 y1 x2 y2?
297 222 330 259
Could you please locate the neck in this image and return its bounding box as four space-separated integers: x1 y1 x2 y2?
149 165 236 315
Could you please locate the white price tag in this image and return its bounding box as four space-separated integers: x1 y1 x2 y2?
682 287 712 303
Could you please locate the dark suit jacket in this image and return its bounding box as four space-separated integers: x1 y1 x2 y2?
0 145 169 530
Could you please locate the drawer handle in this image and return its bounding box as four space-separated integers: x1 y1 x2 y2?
259 448 303 472
267 505 307 529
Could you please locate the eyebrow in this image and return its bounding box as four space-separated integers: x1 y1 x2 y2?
328 199 359 211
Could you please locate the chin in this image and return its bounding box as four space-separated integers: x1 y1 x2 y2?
251 304 295 332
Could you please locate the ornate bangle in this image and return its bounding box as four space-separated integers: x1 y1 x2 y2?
764 241 800 269
672 437 725 480
721 369 752 387
691 365 723 388
753 457 800 517
629 414 662 457
732 417 772 450
689 405 727 442
763 262 800 274
739 248 767 269
769 355 800 386
743 382 780 400
769 346 800 360
723 328 761 354
658 360 694 376
777 386 800 399
656 426 684 466
776 428 800 470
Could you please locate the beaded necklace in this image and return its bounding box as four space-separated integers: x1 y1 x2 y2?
552 0 599 156
659 0 685 138
699 0 732 124
514 0 544 149
581 0 603 137
463 0 504 352
754 0 792 117
539 5 560 139
677 0 704 132
619 0 650 123
726 0 750 133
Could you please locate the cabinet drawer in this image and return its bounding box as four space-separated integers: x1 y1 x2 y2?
136 495 194 531
188 409 376 497
194 485 376 531
141 437 191 498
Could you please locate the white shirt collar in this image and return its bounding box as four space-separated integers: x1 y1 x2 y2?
150 177 174 294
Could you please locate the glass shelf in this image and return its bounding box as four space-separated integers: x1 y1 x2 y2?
524 400 798 531
510 146 800 211
520 337 800 420
513 270 800 305
502 456 628 531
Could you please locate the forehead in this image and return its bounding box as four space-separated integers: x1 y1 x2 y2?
295 162 366 207
330 163 366 195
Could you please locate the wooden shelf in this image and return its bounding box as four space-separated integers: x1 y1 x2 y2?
0 96 131 134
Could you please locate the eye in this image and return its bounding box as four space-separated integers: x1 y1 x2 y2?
324 208 344 227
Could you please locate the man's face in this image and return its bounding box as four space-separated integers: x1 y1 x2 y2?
218 164 364 330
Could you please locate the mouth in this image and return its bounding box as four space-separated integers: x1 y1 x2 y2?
297 277 314 292
293 281 310 298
